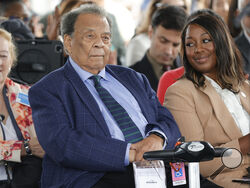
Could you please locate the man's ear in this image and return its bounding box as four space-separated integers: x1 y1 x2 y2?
63 34 72 55
148 25 153 39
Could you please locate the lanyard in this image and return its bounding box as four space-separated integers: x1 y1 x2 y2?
2 86 24 140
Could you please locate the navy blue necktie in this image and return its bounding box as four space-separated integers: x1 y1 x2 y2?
91 75 143 143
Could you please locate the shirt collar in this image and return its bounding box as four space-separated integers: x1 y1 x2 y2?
69 56 107 82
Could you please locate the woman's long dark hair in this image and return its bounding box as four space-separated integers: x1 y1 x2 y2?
181 10 245 93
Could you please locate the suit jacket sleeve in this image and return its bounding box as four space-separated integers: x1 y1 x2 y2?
135 72 181 149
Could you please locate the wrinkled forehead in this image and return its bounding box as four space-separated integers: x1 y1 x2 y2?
74 13 111 33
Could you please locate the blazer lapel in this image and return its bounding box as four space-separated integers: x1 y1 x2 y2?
200 80 242 140
63 62 110 136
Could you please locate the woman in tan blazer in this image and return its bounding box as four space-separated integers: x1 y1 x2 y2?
164 10 250 188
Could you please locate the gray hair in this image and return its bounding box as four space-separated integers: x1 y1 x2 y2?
60 4 112 37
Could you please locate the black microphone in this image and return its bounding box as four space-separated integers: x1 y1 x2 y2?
143 141 228 163
143 150 176 161
214 148 227 157
0 114 5 122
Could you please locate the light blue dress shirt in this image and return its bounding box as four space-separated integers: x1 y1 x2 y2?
69 57 166 165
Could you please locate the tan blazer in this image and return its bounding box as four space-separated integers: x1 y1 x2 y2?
164 78 250 188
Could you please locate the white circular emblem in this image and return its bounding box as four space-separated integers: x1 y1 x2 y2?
188 142 205 152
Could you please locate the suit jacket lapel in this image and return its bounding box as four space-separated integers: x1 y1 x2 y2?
63 62 110 136
200 80 242 140
106 67 151 122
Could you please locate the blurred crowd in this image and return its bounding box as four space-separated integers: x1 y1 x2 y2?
0 0 249 187
0 0 249 71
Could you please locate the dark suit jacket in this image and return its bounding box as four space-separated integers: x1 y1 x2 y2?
29 60 181 188
130 54 181 91
235 32 250 77
130 55 158 91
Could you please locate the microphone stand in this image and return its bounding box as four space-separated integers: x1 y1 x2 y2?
189 162 200 188
143 140 226 188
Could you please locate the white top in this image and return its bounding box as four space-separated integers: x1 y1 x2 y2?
125 33 151 67
0 116 17 180
205 76 250 136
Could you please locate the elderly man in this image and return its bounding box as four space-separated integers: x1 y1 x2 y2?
29 4 181 188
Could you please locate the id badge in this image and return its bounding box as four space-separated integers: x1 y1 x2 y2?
171 162 186 186
133 160 166 188
16 92 30 107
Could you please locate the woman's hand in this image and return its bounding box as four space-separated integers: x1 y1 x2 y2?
29 137 45 158
21 137 45 158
